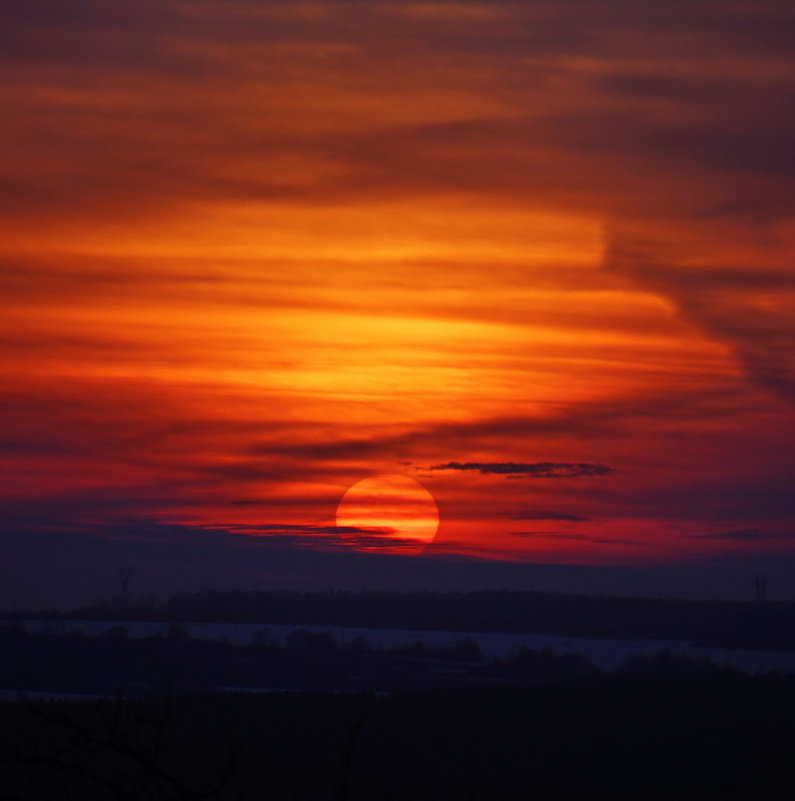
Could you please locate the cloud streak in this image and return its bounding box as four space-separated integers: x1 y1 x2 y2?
511 532 639 546
425 462 612 478
687 528 769 541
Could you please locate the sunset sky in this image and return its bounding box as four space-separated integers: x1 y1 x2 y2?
2 0 793 605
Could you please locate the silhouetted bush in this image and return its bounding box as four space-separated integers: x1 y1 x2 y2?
444 637 484 662
614 649 737 677
285 628 338 654
250 626 273 647
100 625 129 640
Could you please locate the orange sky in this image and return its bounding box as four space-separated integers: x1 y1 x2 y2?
1 0 794 597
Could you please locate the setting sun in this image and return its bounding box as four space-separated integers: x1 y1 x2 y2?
335 474 440 553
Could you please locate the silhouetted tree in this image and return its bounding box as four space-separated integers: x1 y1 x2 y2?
2 694 241 801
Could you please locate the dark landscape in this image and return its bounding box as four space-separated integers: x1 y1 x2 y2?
2 590 795 799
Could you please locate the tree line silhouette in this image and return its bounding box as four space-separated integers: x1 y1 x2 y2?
57 589 795 650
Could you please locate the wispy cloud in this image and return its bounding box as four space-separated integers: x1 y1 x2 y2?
513 511 590 521
688 528 768 541
511 531 638 545
425 462 612 478
43 516 426 552
605 237 795 408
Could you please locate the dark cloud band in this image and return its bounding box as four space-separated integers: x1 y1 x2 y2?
426 461 612 478
513 511 590 521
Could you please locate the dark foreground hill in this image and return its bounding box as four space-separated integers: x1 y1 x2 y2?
3 676 794 800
